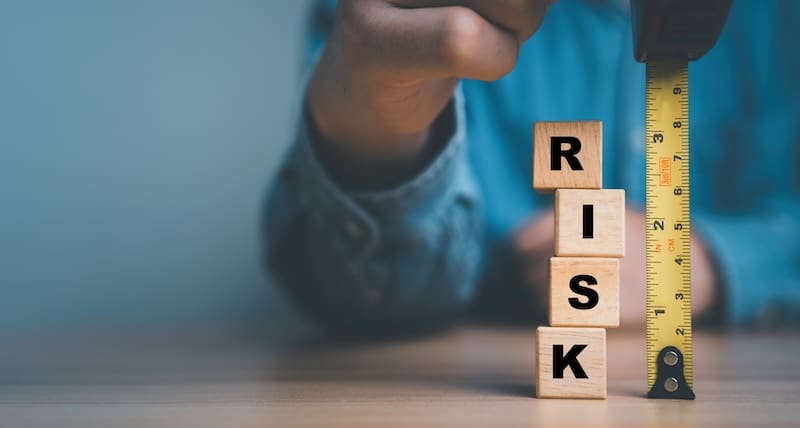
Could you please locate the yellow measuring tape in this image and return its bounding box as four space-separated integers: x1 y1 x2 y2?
645 60 695 399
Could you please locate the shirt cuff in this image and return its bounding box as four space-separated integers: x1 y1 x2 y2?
288 86 477 262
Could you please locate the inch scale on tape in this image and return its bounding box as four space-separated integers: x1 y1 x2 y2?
645 59 694 400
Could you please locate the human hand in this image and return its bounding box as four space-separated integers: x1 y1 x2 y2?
514 208 719 328
308 0 557 172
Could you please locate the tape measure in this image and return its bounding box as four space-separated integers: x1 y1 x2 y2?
645 59 695 399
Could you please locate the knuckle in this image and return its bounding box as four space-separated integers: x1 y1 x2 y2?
441 7 485 70
520 0 549 38
485 45 518 80
501 0 548 41
441 7 519 80
505 0 529 14
496 50 519 78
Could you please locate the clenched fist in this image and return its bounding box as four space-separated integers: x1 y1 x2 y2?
308 0 556 176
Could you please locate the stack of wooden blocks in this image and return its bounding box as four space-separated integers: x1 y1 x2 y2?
532 121 625 399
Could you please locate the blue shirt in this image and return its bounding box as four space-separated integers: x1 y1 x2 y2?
267 0 800 332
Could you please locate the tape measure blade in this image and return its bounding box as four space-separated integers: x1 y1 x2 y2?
645 59 694 398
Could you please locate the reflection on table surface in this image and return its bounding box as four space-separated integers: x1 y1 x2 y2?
1 326 799 428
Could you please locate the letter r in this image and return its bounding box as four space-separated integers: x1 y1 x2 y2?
550 136 584 171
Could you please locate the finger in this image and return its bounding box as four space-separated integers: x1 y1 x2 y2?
514 211 555 254
346 1 519 80
521 254 550 314
390 0 554 42
523 256 549 286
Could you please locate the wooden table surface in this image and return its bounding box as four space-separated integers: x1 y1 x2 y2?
1 326 799 427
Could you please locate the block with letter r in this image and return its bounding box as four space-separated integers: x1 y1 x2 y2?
533 121 602 191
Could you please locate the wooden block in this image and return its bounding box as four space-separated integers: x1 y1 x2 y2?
536 327 606 399
533 121 603 191
549 257 620 328
555 189 625 257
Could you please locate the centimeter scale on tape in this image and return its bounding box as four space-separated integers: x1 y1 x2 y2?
645 59 695 400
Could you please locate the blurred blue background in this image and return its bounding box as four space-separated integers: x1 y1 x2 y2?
0 0 311 336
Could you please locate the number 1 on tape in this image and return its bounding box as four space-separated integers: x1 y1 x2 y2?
645 59 695 400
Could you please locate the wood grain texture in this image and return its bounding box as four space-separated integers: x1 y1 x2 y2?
1 327 799 427
533 121 603 191
536 327 607 399
550 257 620 328
555 189 625 257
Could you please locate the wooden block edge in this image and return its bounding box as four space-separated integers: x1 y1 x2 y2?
548 257 621 329
535 327 608 400
554 189 627 258
532 122 604 192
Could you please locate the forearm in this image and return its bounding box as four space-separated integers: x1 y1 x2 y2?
306 3 456 175
265 89 485 335
305 0 554 181
307 39 454 170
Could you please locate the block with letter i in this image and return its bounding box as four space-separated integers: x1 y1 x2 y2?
532 121 624 399
555 189 625 258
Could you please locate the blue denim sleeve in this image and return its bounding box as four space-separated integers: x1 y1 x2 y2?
696 199 800 325
265 88 484 333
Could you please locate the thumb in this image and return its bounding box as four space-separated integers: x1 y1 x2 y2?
349 3 520 81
